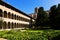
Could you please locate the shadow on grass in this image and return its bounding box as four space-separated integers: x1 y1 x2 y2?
51 35 60 40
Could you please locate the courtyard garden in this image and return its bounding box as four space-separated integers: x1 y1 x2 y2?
0 2 60 40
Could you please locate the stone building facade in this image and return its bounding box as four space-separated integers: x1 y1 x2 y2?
0 1 34 29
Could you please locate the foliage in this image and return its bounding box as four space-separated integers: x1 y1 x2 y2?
34 4 60 29
49 5 57 29
35 7 49 29
49 4 60 29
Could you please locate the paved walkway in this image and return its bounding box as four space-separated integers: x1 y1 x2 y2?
0 38 7 40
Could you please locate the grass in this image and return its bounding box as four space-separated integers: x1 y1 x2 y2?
0 29 60 40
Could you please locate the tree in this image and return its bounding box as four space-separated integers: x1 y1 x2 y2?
55 4 60 29
49 4 60 29
49 5 57 29
35 7 49 29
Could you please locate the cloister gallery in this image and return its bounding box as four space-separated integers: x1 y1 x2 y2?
0 1 34 29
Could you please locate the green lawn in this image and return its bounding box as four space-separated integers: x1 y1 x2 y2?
0 29 60 40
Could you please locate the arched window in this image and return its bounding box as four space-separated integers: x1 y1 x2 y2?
4 11 7 18
0 9 3 17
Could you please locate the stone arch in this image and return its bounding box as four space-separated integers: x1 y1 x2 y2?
4 11 7 18
14 23 16 28
16 23 18 28
12 14 14 19
0 25 2 29
17 16 18 20
18 23 20 28
8 12 11 18
11 22 14 28
19 23 21 28
16 23 17 28
20 23 22 28
0 9 3 17
18 23 19 28
14 15 15 19
19 16 20 20
13 14 15 19
8 22 10 29
3 21 7 29
15 15 16 20
18 16 20 20
21 17 23 21
13 23 15 28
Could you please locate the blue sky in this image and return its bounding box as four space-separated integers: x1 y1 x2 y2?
3 0 60 14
